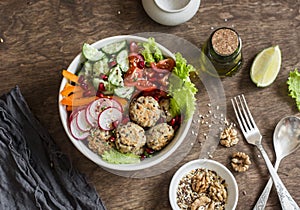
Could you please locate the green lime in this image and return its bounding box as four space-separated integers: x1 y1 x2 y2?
250 45 281 87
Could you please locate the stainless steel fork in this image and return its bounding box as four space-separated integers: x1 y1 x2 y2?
231 94 300 210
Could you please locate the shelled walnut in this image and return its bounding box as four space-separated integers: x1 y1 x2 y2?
220 124 239 147
191 172 209 193
191 196 211 210
231 152 251 172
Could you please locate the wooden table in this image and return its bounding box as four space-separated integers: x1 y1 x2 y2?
1 0 299 209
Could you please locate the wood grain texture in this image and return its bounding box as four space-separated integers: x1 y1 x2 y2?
0 0 300 209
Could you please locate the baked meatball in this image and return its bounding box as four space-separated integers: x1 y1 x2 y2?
159 98 173 122
146 123 175 151
115 122 146 155
88 128 112 155
129 96 161 127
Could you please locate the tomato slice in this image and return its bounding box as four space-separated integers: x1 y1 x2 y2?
136 80 157 91
124 67 144 86
151 58 175 72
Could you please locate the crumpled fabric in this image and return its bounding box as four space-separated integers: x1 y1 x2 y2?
0 86 106 210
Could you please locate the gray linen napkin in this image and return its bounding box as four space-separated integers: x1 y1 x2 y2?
0 86 106 210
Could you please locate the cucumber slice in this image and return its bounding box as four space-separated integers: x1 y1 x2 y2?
114 86 134 99
84 61 93 75
82 43 105 62
108 66 124 87
102 40 127 54
93 57 109 76
117 50 129 72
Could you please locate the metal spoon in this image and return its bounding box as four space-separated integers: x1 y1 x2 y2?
253 116 300 210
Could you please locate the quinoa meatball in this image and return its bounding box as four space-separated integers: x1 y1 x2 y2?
115 122 146 155
129 96 161 127
159 98 173 122
88 128 112 155
146 123 175 151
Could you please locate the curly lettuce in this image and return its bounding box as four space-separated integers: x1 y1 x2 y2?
102 149 140 164
168 53 198 120
141 37 164 66
287 68 300 111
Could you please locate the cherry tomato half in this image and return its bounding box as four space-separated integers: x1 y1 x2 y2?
124 67 144 86
136 80 157 91
151 58 175 72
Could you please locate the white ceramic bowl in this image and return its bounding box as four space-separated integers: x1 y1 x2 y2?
169 159 238 210
58 35 192 172
142 0 201 26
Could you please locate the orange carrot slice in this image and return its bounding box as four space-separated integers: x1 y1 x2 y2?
62 70 79 83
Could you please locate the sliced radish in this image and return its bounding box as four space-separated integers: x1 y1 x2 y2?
70 117 89 140
110 98 123 112
98 107 123 130
85 103 97 126
88 98 112 120
76 110 92 132
69 107 84 123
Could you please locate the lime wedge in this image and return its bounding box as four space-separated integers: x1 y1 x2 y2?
250 45 281 87
82 43 104 61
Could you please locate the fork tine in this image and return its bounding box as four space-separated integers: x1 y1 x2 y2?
240 94 258 129
231 96 248 134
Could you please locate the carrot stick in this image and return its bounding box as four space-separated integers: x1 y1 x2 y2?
62 70 79 83
60 83 76 96
60 95 97 107
71 96 98 106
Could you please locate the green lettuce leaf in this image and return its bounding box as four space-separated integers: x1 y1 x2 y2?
168 53 198 120
102 149 140 164
172 52 196 79
141 37 164 66
287 68 300 111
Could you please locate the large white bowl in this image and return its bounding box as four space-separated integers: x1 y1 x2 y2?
169 159 238 209
58 35 192 172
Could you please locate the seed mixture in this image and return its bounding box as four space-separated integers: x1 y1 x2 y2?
177 168 228 210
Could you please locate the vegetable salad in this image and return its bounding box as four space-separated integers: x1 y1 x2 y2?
60 37 197 164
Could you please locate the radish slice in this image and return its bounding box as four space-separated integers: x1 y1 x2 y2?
110 98 123 112
76 110 92 132
70 116 89 140
98 107 123 130
69 107 84 123
88 98 112 120
85 103 97 126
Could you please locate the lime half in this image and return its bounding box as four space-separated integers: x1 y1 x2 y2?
250 45 281 87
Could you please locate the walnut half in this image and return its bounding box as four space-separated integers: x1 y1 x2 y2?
220 124 239 147
231 152 251 172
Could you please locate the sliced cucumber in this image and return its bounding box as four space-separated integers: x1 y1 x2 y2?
92 78 116 95
108 66 124 87
117 50 129 72
114 86 134 99
83 61 93 75
102 40 127 55
82 43 105 62
93 56 109 76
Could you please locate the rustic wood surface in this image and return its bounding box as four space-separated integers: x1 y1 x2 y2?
1 0 300 209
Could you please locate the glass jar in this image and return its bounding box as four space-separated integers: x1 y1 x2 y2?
202 27 243 77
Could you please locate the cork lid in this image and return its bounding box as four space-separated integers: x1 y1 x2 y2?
211 28 239 56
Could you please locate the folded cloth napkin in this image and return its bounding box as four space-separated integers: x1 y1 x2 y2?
0 86 106 210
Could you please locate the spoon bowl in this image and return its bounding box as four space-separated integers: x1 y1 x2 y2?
273 116 300 159
253 116 300 210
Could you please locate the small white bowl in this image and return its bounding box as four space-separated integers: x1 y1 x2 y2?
142 0 201 26
169 159 238 210
58 35 192 172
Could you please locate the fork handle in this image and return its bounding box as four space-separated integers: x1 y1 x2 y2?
257 144 300 210
253 159 280 210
